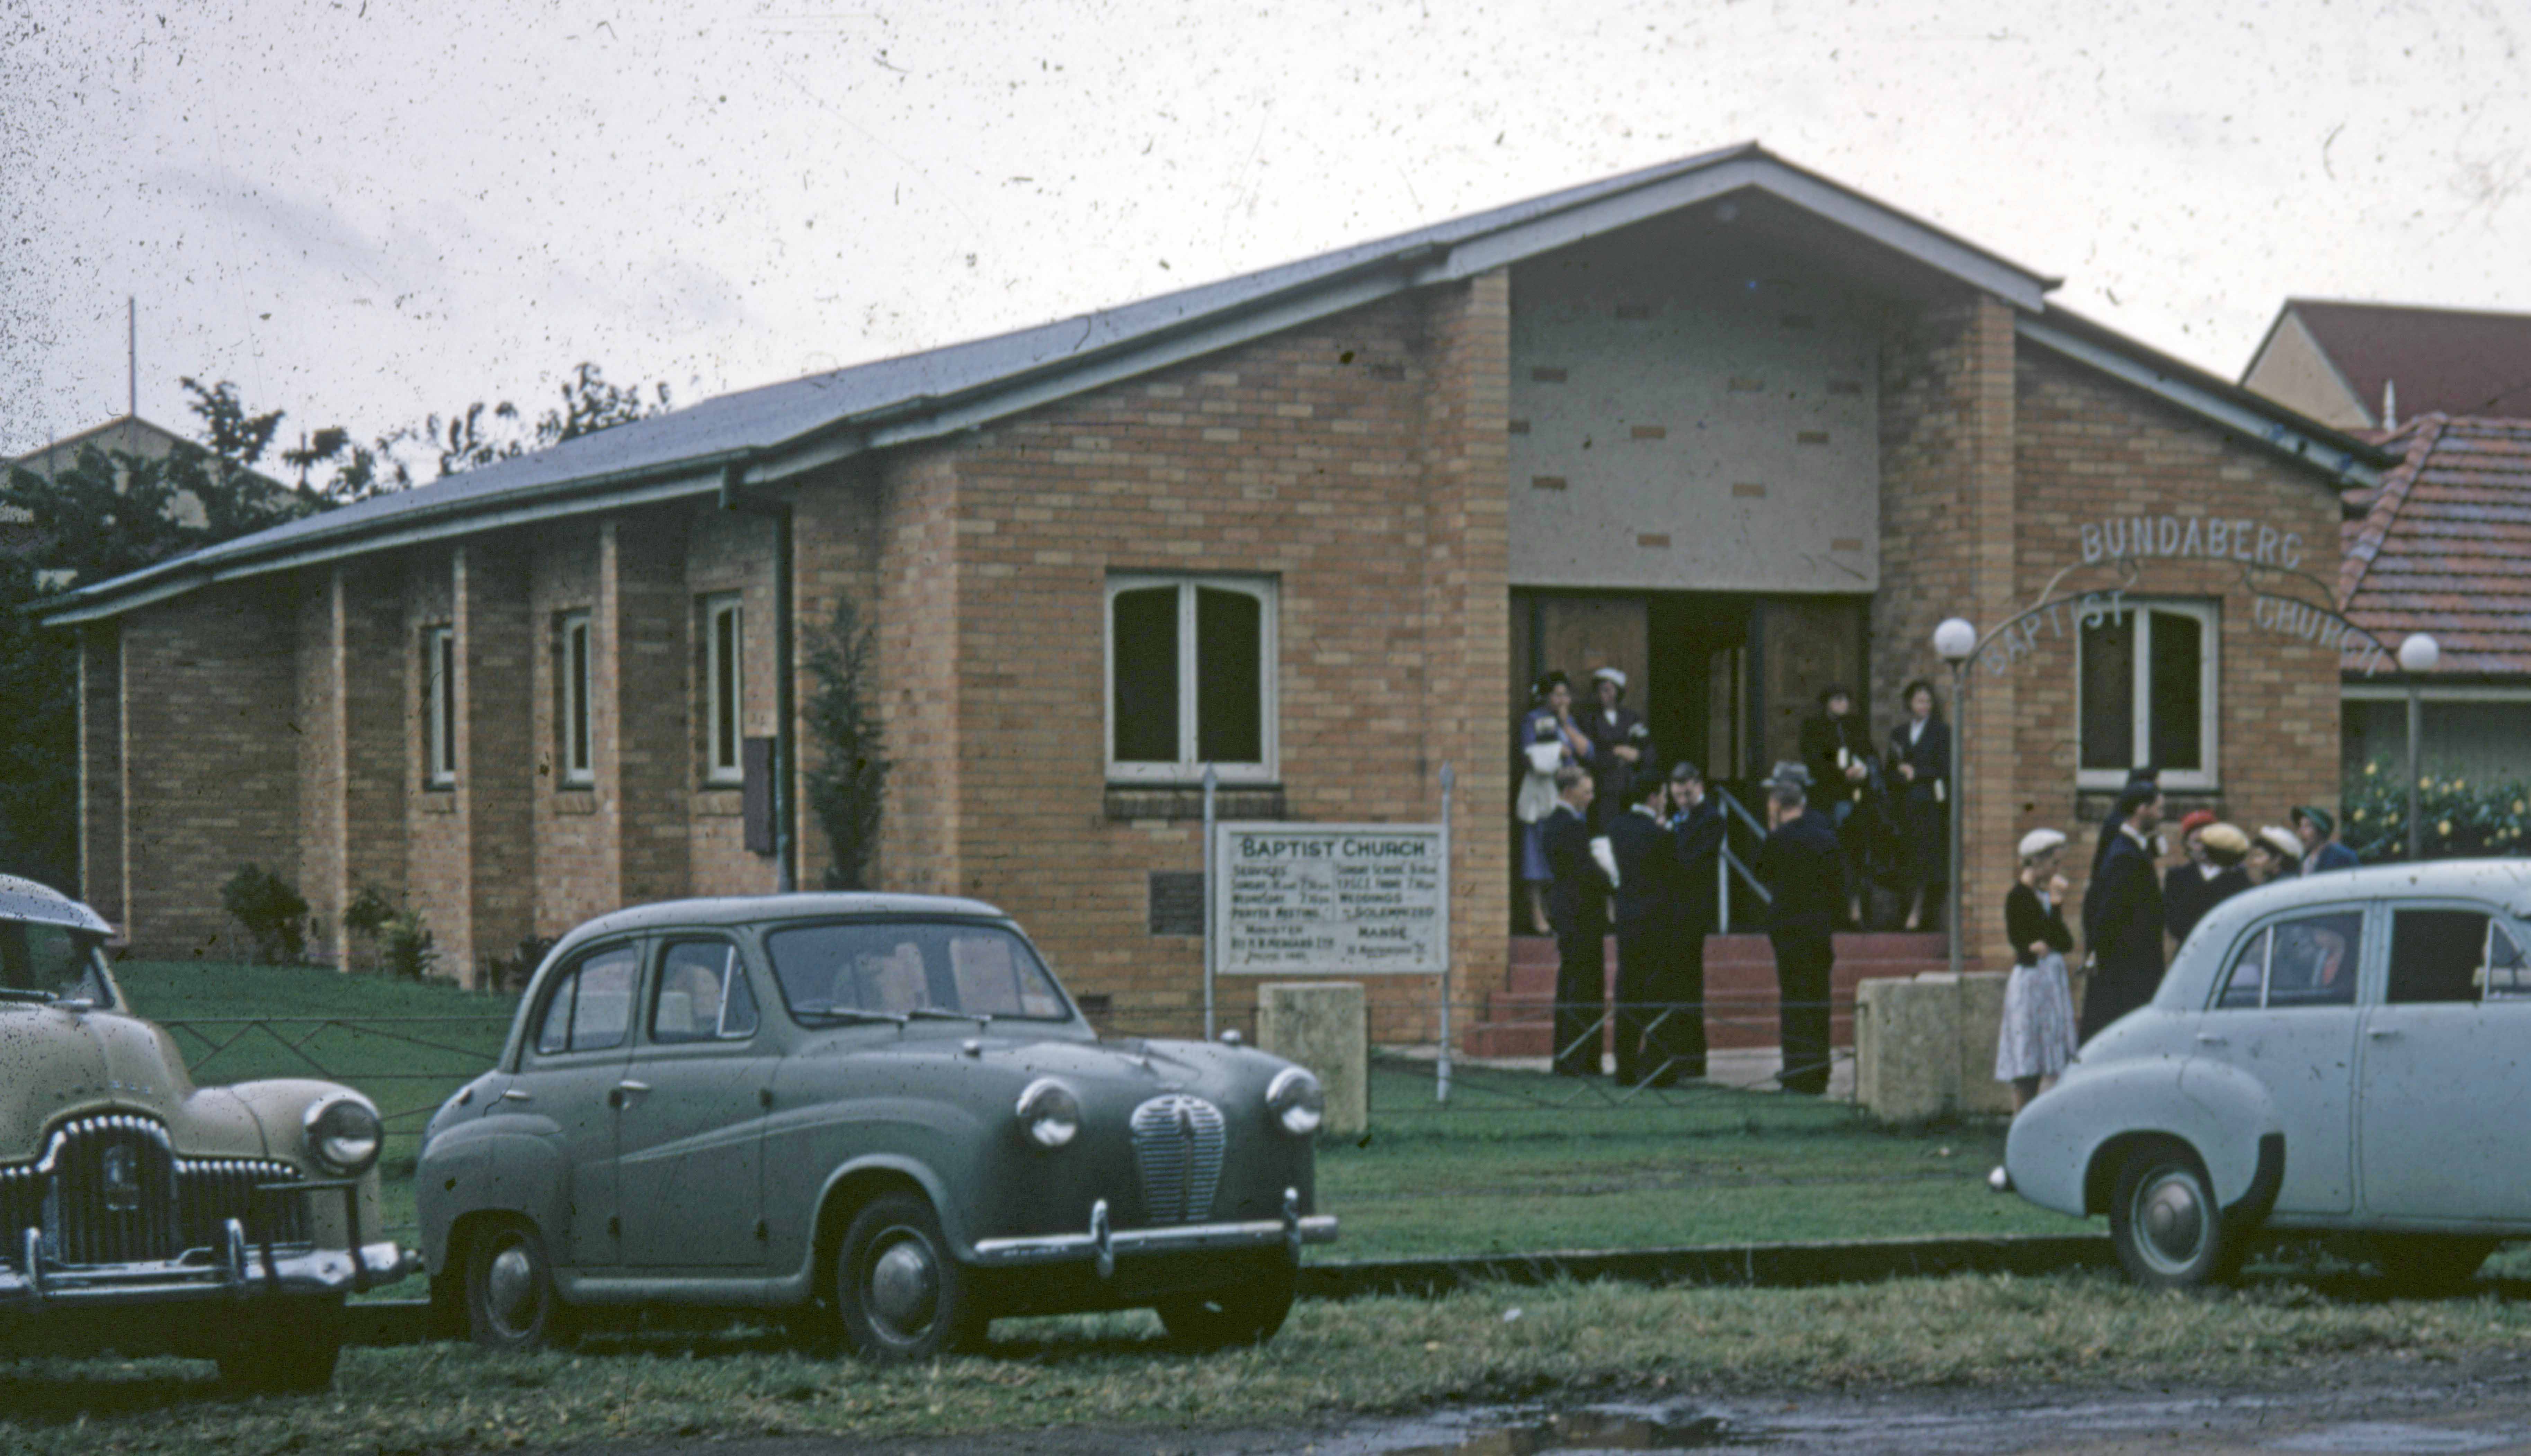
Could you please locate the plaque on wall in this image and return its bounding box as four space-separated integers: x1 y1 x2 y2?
1147 871 1206 937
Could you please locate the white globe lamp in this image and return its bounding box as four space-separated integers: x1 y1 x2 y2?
1933 618 1977 663
2398 634 2441 675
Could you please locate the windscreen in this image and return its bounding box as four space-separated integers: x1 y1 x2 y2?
765 921 1070 1022
0 921 117 1008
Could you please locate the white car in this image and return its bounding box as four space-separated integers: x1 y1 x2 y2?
2005 859 2531 1290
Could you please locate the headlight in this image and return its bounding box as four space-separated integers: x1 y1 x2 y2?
1015 1078 1080 1151
303 1095 384 1176
1266 1067 1324 1137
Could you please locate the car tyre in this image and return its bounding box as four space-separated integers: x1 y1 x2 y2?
2371 1235 2499 1296
2109 1138 2239 1290
216 1295 344 1394
836 1191 983 1363
465 1219 575 1352
1155 1258 1297 1350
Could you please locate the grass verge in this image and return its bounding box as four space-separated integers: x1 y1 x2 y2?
7 1266 2531 1453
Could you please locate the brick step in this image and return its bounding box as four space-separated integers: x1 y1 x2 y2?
1469 933 1948 1060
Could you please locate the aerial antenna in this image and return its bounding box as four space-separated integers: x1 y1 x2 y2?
126 296 137 419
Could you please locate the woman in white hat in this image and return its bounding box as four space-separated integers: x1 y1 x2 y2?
1996 827 2079 1111
2246 826 2304 887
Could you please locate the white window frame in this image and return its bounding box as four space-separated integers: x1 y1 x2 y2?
1103 574 1279 785
559 610 594 787
424 625 456 789
703 593 745 787
2075 598 2220 792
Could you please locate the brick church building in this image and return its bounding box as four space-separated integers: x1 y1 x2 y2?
47 144 2389 1033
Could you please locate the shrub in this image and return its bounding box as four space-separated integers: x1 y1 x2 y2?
377 908 439 982
485 935 555 994
2341 758 2531 863
804 594 889 890
219 864 309 964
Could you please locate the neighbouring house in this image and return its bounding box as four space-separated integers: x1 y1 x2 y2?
5 413 291 567
2242 299 2531 432
43 144 2389 1036
2337 414 2531 782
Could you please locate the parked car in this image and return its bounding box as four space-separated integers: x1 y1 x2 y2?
0 875 412 1390
417 893 1337 1359
2006 860 2531 1289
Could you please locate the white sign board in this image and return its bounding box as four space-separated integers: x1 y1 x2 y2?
1210 822 1447 975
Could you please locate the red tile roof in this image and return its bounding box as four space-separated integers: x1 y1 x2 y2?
2288 301 2531 422
2341 414 2531 678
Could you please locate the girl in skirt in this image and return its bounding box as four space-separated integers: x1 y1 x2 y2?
1995 828 2079 1111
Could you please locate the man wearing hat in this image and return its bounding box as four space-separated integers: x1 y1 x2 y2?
2080 779 2167 1041
1757 764 1842 1095
2091 765 2160 878
2294 806 2361 875
1581 667 1654 833
1607 771 1692 1087
1542 765 1612 1077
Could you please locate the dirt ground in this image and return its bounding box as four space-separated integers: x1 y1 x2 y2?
577 1350 2531 1456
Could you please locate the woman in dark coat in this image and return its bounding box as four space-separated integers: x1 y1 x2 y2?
1886 680 1951 931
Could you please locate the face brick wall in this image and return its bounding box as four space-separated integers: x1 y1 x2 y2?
78 625 124 926
604 511 694 906
119 581 300 959
404 552 464 975
335 563 408 966
527 524 611 937
687 503 786 896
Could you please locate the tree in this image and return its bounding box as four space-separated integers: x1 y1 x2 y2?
804 595 889 891
0 554 79 891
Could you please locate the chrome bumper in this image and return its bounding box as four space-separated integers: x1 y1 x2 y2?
0 1229 417 1311
972 1186 1337 1277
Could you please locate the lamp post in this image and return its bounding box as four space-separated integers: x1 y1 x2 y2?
1933 618 1978 982
2398 633 2440 862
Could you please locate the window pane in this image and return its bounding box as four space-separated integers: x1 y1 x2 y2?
1111 587 1179 763
2079 614 2134 771
721 957 759 1036
653 940 737 1042
569 946 639 1051
2388 909 2492 1004
2265 911 2363 1008
536 971 576 1054
766 921 1069 1021
1194 587 1263 764
0 922 115 1007
2147 610 2203 771
2487 923 2531 998
713 604 742 774
2216 929 2268 1009
569 619 591 778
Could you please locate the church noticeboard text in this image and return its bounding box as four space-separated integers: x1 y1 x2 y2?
1210 822 1446 975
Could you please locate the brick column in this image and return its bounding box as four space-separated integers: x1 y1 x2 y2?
456 542 535 985
1420 268 1515 1042
306 564 409 968
78 623 125 926
602 513 692 905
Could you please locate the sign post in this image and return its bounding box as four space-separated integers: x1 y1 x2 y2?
1436 762 1454 1106
1201 764 1219 1041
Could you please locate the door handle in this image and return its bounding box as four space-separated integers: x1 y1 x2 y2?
2368 1028 2401 1040
617 1080 653 1093
500 1089 532 1102
2194 1034 2228 1046
608 1080 653 1108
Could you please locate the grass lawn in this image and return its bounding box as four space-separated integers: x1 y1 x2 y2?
7 1266 2531 1452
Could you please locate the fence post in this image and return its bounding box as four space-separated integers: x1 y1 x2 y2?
1436 761 1453 1105
1202 763 1218 1042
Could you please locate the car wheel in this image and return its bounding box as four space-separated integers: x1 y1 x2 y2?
465 1219 574 1352
2372 1235 2499 1296
216 1296 344 1394
835 1191 982 1363
2109 1139 2237 1290
1156 1259 1297 1350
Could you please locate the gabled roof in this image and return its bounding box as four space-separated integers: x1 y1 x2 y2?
45 143 2070 626
2340 414 2531 678
2254 300 2531 426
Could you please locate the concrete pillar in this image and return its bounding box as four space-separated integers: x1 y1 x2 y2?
1256 981 1368 1137
1853 970 2012 1121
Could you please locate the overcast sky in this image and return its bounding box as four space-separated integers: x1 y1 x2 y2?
4 0 2526 466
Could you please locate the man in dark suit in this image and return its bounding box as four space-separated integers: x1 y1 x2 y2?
1607 771 1688 1088
2080 781 2168 1041
1665 760 1724 1081
1758 770 1842 1095
1799 686 1877 926
1541 766 1610 1077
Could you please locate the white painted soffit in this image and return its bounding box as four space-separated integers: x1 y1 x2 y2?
2016 317 2387 491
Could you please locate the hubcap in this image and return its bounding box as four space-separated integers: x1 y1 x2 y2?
865 1231 939 1339
2133 1168 2208 1273
485 1242 541 1333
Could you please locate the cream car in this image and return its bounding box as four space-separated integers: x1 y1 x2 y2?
0 876 415 1390
2006 860 2531 1290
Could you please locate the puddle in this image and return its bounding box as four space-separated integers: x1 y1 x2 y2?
2270 1425 2520 1454
1382 1406 1750 1454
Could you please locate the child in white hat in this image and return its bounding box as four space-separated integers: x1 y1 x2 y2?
1995 827 2079 1111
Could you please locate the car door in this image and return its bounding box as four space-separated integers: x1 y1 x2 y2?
2186 905 2366 1215
520 938 642 1268
2358 906 2531 1223
616 935 777 1268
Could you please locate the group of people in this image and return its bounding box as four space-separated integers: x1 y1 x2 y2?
1991 769 2366 1112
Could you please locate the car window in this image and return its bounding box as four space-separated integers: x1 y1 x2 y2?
651 939 759 1043
0 921 115 1008
533 944 639 1055
2211 910 2362 1010
765 921 1070 1022
2387 908 2495 1005
2486 922 2531 998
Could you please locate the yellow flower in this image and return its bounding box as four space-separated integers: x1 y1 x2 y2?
2514 800 2526 815
2439 820 2453 837
2421 778 2434 790
2366 762 2379 776
2352 809 2366 822
2456 779 2468 791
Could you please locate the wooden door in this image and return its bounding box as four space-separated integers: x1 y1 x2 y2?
1756 598 1866 774
1535 597 1650 720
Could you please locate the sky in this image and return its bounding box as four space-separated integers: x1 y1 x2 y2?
4 0 2528 466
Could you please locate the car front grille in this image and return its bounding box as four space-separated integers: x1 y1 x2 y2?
1129 1095 1225 1225
0 1114 306 1270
